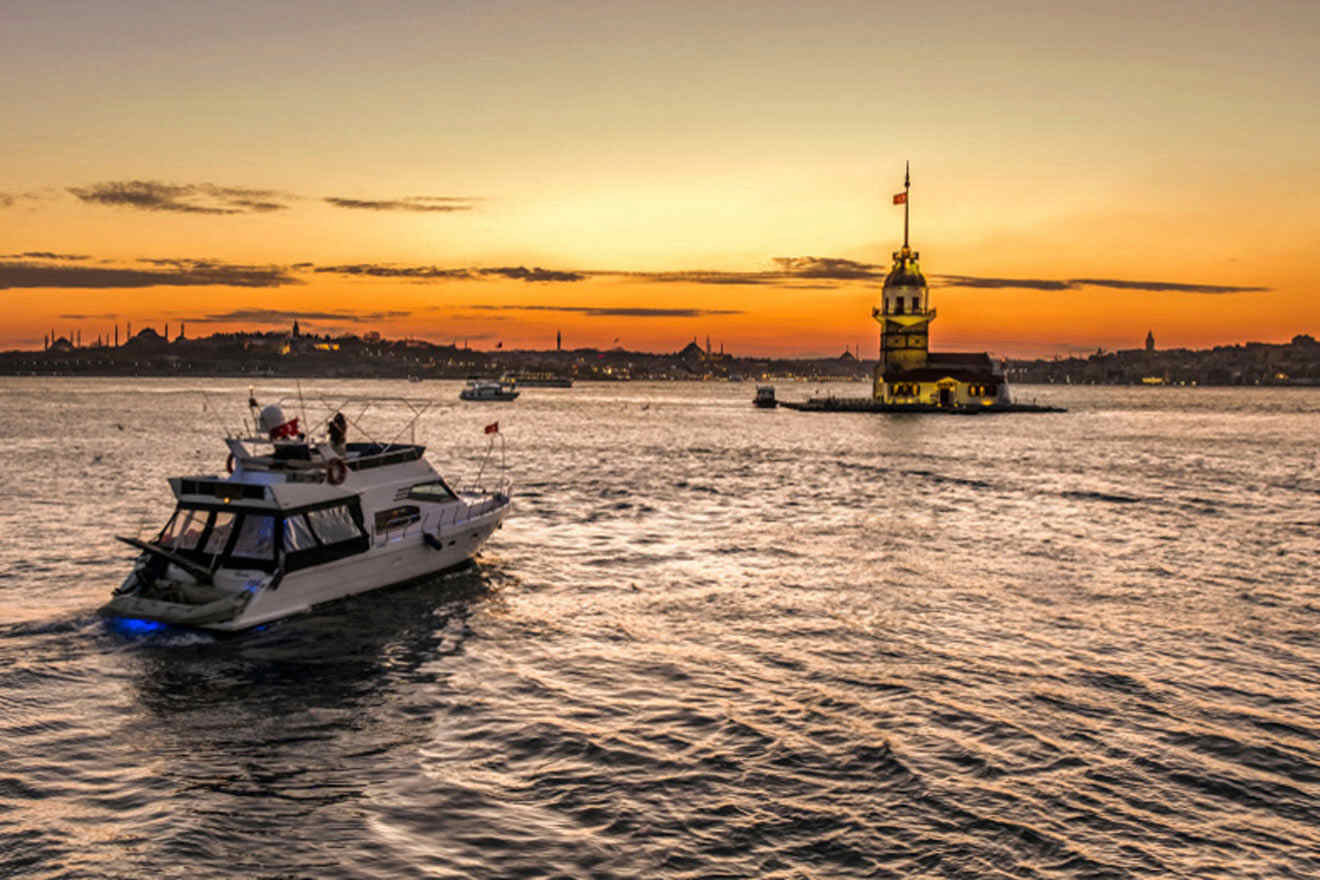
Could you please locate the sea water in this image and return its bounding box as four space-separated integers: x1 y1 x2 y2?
1 377 1318 879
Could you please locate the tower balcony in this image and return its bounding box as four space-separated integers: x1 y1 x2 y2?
872 307 936 325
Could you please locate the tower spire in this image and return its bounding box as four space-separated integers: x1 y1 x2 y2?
903 161 911 249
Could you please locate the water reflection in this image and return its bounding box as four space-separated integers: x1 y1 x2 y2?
117 563 502 718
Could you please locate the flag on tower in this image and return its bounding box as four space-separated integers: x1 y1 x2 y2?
484 421 499 434
892 192 907 205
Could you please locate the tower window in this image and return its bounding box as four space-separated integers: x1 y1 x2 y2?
895 296 905 314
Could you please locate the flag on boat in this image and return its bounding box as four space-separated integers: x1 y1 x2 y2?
892 192 907 205
270 417 300 440
484 421 499 434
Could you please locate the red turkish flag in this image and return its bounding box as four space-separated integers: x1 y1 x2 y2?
892 192 907 205
484 421 499 434
269 417 300 440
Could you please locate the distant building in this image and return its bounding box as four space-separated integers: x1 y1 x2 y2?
1146 330 1155 352
871 164 1008 407
677 340 706 365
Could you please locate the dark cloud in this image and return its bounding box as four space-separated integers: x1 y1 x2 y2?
603 257 883 286
0 191 47 209
313 263 585 282
314 263 475 280
183 309 412 325
469 304 743 318
934 274 1269 294
934 275 1073 291
773 256 884 280
478 266 585 282
228 199 287 213
323 196 477 212
68 181 293 214
58 312 120 319
0 258 300 289
1070 278 1268 294
3 251 91 260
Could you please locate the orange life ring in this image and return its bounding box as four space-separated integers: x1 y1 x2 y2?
225 453 236 474
326 458 348 485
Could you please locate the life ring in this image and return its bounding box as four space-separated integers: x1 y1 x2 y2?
326 458 348 485
226 453 236 474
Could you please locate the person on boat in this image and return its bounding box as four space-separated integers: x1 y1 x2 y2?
328 411 348 456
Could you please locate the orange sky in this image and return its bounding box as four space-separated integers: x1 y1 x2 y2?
3 0 1317 358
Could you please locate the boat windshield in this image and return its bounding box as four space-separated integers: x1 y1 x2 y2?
159 508 208 551
202 511 237 555
149 502 366 574
153 504 279 572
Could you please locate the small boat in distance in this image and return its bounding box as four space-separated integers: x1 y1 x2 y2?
460 378 519 401
753 385 778 408
101 395 511 632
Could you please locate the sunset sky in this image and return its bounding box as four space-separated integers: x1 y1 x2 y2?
3 0 1316 358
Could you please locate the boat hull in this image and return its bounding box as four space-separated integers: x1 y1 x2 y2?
459 391 519 401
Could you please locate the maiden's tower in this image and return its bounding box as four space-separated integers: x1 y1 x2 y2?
872 164 1008 408
778 165 1061 413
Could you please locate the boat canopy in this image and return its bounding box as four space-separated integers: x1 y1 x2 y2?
147 495 370 574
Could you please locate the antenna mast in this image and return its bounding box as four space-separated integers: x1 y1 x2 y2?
903 160 911 249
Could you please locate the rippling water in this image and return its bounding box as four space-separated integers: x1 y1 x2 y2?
2 377 1319 879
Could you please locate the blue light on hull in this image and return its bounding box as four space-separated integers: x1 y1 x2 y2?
109 617 168 636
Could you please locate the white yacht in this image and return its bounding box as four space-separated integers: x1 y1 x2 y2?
102 397 511 632
459 378 519 401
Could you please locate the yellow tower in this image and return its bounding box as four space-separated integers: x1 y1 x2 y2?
872 163 934 399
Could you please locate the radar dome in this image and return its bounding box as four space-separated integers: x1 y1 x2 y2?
258 404 287 435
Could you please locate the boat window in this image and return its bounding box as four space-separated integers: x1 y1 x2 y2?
203 511 237 555
406 480 457 503
232 514 276 560
160 508 207 551
282 514 318 552
375 505 421 533
307 505 364 544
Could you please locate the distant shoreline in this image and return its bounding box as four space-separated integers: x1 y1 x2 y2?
5 329 1318 387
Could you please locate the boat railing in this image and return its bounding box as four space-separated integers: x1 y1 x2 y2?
408 488 510 543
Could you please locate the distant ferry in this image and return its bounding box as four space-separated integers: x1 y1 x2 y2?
460 378 520 401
